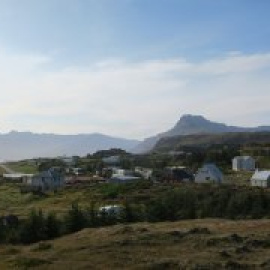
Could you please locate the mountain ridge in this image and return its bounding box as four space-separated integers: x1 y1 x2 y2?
153 132 270 153
0 132 139 161
132 114 270 153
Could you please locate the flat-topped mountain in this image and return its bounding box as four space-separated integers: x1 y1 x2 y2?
133 114 270 153
0 131 139 161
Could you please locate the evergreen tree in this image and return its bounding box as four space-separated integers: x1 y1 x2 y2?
64 203 87 233
20 209 47 244
46 212 61 239
122 200 135 223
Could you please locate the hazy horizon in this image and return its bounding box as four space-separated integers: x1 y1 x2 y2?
1 113 270 141
0 0 269 140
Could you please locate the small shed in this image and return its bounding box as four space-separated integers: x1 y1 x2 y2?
195 164 223 184
251 171 270 188
232 156 255 171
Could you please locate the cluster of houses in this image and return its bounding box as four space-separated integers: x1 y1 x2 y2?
3 168 65 193
160 164 223 184
193 156 270 188
233 156 270 188
1 154 270 193
103 155 270 188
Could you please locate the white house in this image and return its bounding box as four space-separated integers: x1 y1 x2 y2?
232 156 255 171
195 164 223 184
251 170 270 188
25 168 64 192
134 167 153 180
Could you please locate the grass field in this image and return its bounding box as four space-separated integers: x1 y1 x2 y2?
0 219 270 269
0 166 7 175
0 181 170 218
0 176 266 219
0 180 270 269
5 161 38 174
224 170 253 186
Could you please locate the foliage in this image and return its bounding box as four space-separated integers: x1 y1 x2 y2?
146 186 270 221
20 210 49 244
64 202 88 233
38 159 65 172
1 184 270 246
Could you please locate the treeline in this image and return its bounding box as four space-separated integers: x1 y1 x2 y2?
0 202 137 244
146 186 270 221
1 185 270 245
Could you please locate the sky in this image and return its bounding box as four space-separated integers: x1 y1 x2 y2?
0 0 270 139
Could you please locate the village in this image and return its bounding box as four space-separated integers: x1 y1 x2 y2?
1 149 270 193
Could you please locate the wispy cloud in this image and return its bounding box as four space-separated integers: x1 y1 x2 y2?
0 49 270 139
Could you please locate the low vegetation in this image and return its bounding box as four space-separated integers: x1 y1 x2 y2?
0 219 270 269
0 144 269 269
1 183 270 248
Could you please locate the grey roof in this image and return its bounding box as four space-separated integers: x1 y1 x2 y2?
251 171 270 181
233 156 254 160
33 168 62 181
110 175 141 181
203 163 222 173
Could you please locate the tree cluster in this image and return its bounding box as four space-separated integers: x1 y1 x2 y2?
1 185 270 245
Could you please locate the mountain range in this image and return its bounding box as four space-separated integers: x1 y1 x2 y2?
1 114 270 160
133 114 270 153
0 131 139 161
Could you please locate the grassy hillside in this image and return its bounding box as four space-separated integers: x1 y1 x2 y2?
153 132 270 152
0 182 169 217
0 179 268 218
1 219 270 269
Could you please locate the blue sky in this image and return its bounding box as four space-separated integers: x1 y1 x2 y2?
0 0 270 139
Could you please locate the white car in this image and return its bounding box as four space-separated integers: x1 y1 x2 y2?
98 205 123 216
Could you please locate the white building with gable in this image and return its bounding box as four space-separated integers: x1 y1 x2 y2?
232 156 255 171
251 170 270 188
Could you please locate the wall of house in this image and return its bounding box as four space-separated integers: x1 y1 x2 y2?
251 178 270 188
195 168 222 184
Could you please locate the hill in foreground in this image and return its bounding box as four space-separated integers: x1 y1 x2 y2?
1 219 270 269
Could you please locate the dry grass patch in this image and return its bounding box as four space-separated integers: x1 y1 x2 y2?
1 219 270 269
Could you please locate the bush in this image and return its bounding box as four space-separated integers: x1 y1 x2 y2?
19 210 47 244
64 202 88 233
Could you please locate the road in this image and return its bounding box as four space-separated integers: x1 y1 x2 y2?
0 164 17 174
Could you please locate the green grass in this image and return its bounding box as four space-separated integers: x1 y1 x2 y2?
0 176 264 218
5 161 38 174
224 170 253 186
0 181 161 217
0 166 7 175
